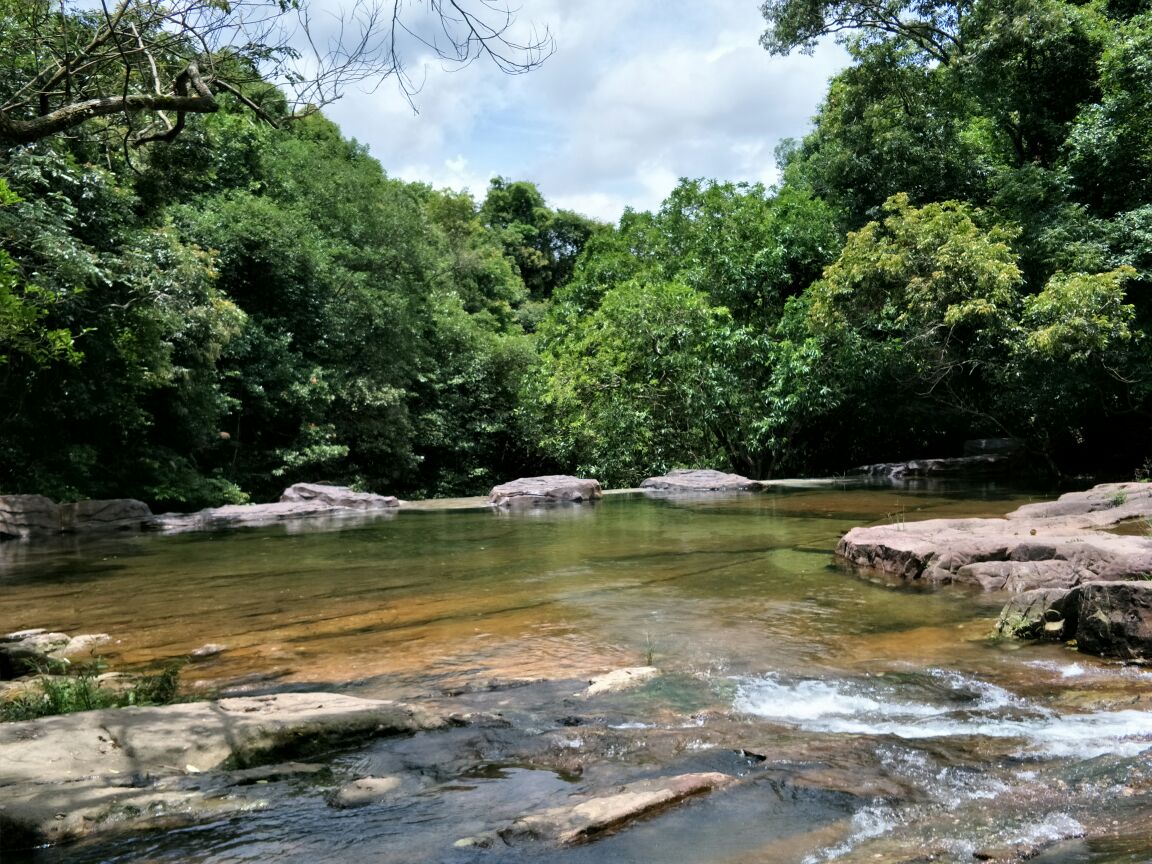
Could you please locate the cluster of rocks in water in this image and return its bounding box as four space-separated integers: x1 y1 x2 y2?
3 467 1152 859
0 482 401 541
838 481 1152 660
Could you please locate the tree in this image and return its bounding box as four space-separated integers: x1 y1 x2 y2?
0 0 552 147
479 177 599 302
531 279 761 486
760 0 971 63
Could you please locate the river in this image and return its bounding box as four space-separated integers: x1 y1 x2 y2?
3 482 1150 862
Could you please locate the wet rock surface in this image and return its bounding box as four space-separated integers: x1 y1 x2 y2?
0 693 451 848
839 482 1152 658
494 771 736 845
640 469 766 493
488 475 603 507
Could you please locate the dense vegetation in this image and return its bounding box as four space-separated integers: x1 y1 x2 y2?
2 0 1150 507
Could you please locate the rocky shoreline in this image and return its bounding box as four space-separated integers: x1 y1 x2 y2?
837 481 1152 660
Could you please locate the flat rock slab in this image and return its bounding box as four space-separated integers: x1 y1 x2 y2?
838 482 1152 590
580 667 659 697
640 469 765 493
279 483 399 510
489 475 603 507
496 771 736 845
837 482 1152 659
0 693 447 847
155 484 399 533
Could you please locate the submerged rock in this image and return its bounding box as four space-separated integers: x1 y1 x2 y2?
580 666 659 697
488 475 603 507
329 775 404 808
640 469 766 493
495 771 736 845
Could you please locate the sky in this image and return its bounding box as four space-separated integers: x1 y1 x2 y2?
321 0 850 223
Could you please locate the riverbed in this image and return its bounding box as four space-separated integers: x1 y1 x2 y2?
3 483 1151 862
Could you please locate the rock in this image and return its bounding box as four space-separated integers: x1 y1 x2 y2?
329 775 403 808
0 693 450 848
640 469 765 493
581 667 659 697
0 630 111 680
488 475 603 507
838 514 1152 590
497 772 735 845
957 560 1091 592
279 483 399 510
0 496 153 540
1069 581 1152 660
0 495 61 540
854 454 1013 481
996 589 1076 639
1007 482 1152 527
189 643 227 660
835 482 1152 659
154 501 397 534
994 581 1152 658
59 499 152 534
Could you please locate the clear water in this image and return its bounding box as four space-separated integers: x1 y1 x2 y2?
3 484 1151 862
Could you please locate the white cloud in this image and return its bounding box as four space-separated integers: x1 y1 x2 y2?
325 0 849 222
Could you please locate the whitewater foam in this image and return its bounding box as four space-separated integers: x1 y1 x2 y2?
733 672 1152 758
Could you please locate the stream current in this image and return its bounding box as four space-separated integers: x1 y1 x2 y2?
2 483 1151 862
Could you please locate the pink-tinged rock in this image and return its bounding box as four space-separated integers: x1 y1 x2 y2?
640 469 766 493
488 475 603 507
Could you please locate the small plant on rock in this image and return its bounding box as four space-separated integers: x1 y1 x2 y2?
0 660 184 722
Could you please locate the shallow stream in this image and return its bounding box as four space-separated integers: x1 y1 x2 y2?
3 483 1151 862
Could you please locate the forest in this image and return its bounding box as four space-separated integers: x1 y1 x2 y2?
1 0 1150 509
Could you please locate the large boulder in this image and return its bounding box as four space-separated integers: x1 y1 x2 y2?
279 483 399 510
0 495 61 540
995 581 1152 659
488 475 603 507
1070 581 1152 660
640 469 766 493
837 483 1152 661
59 499 152 534
0 495 152 540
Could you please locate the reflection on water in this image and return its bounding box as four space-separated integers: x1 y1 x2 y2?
4 483 1151 863
0 485 1038 698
